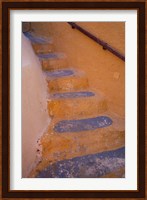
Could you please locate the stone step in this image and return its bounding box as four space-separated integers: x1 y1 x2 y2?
44 69 89 93
37 53 68 71
32 43 54 54
47 91 107 119
53 116 112 133
52 91 94 99
45 69 75 78
36 147 125 178
24 31 53 53
24 31 52 44
32 112 125 176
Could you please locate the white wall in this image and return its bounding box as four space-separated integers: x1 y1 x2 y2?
22 34 50 177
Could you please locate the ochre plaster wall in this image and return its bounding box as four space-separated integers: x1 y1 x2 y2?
22 34 50 177
31 22 125 117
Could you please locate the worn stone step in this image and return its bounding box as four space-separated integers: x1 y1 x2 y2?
45 69 89 93
36 147 125 178
45 69 75 78
24 31 53 53
29 112 125 177
53 116 112 133
38 53 68 71
24 31 52 44
52 91 95 99
48 91 107 119
32 43 54 54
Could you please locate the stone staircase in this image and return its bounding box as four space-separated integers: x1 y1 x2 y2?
24 31 125 178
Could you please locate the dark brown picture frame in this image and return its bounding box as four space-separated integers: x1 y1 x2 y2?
2 1 145 199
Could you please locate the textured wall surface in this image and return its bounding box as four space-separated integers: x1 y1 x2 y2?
22 34 50 177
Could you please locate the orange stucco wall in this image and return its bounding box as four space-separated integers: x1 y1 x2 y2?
31 22 125 117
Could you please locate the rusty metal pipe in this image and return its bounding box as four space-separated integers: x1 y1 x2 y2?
68 22 125 62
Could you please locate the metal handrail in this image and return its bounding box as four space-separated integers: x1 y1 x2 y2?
68 22 125 62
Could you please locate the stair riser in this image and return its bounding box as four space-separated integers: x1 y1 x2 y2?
48 97 107 119
48 76 89 92
37 130 125 175
41 59 67 71
32 43 54 54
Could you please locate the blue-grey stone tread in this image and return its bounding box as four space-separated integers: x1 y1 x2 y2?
52 91 95 99
45 69 75 78
36 147 125 178
54 116 112 133
37 52 65 60
24 32 52 44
